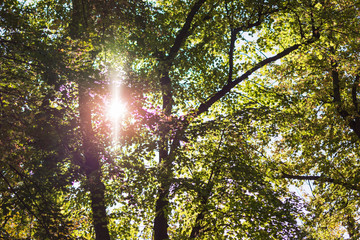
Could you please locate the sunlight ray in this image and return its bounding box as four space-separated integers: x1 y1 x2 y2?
107 76 127 143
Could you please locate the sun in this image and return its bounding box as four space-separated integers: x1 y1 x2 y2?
107 99 127 121
107 97 127 143
106 73 127 143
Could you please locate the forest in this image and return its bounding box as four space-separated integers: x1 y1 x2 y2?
1 0 360 239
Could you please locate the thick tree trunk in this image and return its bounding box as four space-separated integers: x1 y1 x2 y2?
70 0 110 238
79 87 111 240
152 1 207 238
154 187 170 240
153 73 173 240
87 172 110 240
190 211 205 238
154 125 172 240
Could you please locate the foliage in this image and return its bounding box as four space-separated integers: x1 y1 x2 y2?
1 0 360 239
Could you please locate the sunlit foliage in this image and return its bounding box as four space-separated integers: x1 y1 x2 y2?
1 0 360 239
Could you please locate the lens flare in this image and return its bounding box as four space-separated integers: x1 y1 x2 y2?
107 99 127 121
107 76 127 143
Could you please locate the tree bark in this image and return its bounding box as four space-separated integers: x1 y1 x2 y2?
154 73 172 240
190 210 206 238
154 186 170 240
153 1 207 236
282 172 360 192
70 0 110 238
79 87 111 240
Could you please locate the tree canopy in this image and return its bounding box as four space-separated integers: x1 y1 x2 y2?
1 0 360 239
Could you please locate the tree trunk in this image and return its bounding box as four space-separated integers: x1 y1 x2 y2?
153 73 173 240
154 124 172 240
87 172 110 240
79 87 111 240
190 211 205 238
154 186 170 240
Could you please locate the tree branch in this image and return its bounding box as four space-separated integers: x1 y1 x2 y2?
227 28 236 84
282 173 360 192
190 131 223 238
227 8 271 84
331 62 360 138
166 0 207 64
196 42 304 116
332 61 349 119
170 38 318 155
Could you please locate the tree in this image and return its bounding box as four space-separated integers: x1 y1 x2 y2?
263 1 360 238
1 0 359 239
